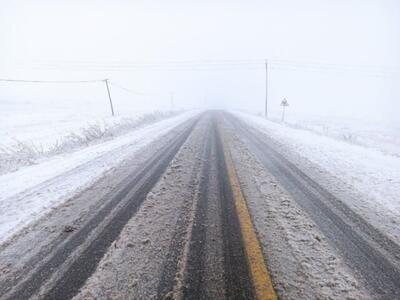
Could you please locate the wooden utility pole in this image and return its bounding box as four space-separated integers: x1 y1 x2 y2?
104 79 115 117
265 59 268 118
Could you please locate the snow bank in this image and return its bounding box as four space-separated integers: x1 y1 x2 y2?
265 110 400 157
234 111 400 241
0 111 199 243
0 111 180 175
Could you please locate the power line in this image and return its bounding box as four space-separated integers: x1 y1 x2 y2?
0 78 104 83
34 59 264 67
108 81 147 95
0 78 117 117
33 65 264 72
34 58 400 71
30 59 400 77
0 76 178 116
0 77 160 97
109 81 174 98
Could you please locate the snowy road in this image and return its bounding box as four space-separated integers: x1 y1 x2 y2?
225 114 400 299
0 111 399 299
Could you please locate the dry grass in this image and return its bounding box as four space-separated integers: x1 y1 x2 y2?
0 111 179 175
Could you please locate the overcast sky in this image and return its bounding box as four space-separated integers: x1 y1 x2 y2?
1 0 399 120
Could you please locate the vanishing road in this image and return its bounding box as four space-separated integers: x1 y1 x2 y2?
0 112 399 299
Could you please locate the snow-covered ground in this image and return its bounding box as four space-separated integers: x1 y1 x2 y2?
0 99 181 175
0 111 199 243
0 104 174 149
234 111 400 243
261 110 400 157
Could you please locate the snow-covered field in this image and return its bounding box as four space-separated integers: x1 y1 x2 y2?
265 110 400 157
0 110 199 243
0 100 180 175
234 111 400 243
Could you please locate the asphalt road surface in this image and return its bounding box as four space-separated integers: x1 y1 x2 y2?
0 111 399 299
225 114 400 299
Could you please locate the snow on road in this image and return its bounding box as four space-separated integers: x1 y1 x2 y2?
234 111 400 244
228 132 369 299
0 111 199 243
75 115 211 299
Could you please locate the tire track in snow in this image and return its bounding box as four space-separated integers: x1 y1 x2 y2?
226 113 400 298
1 118 198 300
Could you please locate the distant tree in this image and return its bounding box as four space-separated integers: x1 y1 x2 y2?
281 98 289 122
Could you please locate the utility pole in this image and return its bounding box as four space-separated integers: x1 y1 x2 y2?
170 92 174 111
265 59 268 118
104 79 115 117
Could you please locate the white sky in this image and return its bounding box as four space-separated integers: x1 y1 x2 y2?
1 0 399 120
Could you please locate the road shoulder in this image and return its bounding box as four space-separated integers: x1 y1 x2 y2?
223 121 370 299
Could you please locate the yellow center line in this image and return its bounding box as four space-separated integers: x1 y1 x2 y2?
220 126 277 300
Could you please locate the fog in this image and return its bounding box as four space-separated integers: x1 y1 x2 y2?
1 0 399 121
